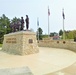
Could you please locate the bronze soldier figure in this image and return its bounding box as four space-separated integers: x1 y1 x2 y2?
21 17 24 30
25 15 29 30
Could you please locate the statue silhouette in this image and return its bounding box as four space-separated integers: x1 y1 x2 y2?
25 15 29 30
21 17 24 30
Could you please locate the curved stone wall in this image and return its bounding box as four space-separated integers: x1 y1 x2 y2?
38 40 76 52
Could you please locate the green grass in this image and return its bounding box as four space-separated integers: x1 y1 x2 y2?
0 44 2 47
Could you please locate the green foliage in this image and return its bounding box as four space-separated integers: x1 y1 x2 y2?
58 29 76 39
42 35 48 38
37 27 43 40
0 14 21 44
0 15 22 44
50 33 54 37
65 30 76 39
59 30 63 36
11 17 20 23
74 37 76 42
0 44 2 47
11 17 18 23
0 14 11 43
0 34 4 44
50 32 58 37
73 30 76 37
0 14 11 34
66 31 73 39
73 30 76 42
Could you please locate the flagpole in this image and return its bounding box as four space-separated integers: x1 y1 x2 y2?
48 12 49 38
62 9 65 40
37 17 39 43
48 6 50 38
63 16 65 40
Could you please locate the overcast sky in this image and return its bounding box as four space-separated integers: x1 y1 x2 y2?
0 0 76 34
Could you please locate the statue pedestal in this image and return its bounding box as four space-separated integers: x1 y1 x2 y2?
2 31 39 55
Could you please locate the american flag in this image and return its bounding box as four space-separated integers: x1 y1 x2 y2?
62 9 65 19
48 7 50 16
37 18 39 26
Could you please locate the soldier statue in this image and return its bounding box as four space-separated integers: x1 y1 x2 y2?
25 15 29 30
10 17 25 32
21 17 24 30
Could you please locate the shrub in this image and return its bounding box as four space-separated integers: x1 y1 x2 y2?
0 37 3 44
74 37 76 42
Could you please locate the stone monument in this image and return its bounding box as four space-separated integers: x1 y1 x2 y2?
2 31 39 55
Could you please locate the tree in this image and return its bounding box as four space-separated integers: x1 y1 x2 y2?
0 14 11 34
0 14 11 43
64 30 76 39
73 30 76 37
11 17 20 23
67 31 73 39
59 29 63 36
37 27 43 40
50 32 57 37
10 17 21 32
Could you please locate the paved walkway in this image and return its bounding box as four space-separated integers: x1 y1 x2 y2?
0 47 76 75
46 62 76 75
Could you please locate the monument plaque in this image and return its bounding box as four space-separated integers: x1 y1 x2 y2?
29 39 33 44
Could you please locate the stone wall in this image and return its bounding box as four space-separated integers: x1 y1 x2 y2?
38 40 76 52
2 31 39 55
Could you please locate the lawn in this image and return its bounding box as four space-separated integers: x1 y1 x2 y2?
0 44 2 47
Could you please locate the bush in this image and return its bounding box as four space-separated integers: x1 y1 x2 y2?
0 37 4 44
74 37 76 42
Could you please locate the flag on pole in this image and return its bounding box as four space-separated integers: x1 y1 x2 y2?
48 7 50 16
37 17 39 42
62 9 65 19
37 18 39 26
48 6 50 37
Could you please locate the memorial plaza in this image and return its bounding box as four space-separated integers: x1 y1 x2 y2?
0 47 76 75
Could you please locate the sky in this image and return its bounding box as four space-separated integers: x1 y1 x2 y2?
0 0 76 34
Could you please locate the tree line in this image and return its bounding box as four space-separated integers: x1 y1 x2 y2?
37 29 76 41
59 29 76 40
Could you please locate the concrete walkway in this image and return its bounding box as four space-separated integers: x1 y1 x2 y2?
0 47 76 75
